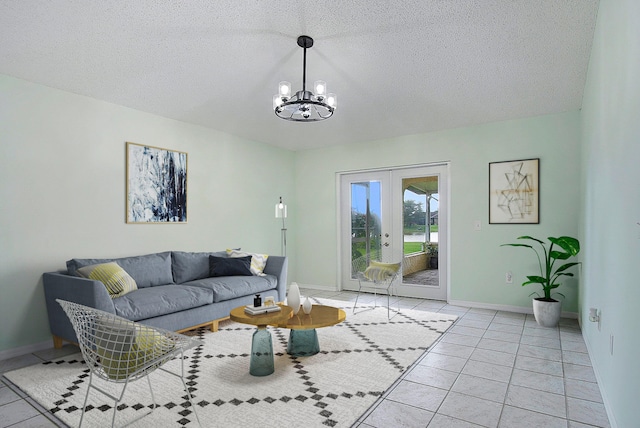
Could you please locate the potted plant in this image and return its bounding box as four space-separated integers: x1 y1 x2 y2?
425 242 438 269
501 235 580 327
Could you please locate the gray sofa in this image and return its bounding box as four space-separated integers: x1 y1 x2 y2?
43 251 287 348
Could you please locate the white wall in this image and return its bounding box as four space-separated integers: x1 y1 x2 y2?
0 74 295 352
294 111 582 312
580 1 640 426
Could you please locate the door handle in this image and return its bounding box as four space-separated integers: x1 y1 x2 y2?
383 242 390 247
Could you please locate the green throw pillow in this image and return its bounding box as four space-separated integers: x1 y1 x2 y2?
96 323 175 380
77 262 138 298
363 261 400 281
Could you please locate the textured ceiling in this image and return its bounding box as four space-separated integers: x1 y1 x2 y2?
0 1 599 151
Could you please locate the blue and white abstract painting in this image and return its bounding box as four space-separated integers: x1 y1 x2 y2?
127 142 187 223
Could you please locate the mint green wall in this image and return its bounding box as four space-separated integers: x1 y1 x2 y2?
294 112 581 312
580 1 640 426
0 75 295 352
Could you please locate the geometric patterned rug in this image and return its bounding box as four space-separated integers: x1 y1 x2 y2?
4 298 457 427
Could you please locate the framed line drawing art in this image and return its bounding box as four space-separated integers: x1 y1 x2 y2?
489 158 539 224
126 142 187 223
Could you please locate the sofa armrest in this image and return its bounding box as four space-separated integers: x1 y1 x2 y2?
263 256 288 302
43 272 116 346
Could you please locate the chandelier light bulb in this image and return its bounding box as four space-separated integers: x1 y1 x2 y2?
314 80 326 98
279 81 291 98
273 94 283 110
326 93 337 109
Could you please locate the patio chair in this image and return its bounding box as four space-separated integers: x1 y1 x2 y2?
351 254 402 319
56 299 202 428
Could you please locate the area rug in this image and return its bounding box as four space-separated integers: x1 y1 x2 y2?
4 298 457 427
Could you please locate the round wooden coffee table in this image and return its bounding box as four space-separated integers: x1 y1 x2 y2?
275 304 346 356
230 304 293 376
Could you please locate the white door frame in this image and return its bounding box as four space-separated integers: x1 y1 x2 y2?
337 163 449 301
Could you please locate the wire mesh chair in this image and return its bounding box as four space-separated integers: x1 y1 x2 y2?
351 254 402 319
57 299 202 428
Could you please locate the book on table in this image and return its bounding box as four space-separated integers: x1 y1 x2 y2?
244 304 282 315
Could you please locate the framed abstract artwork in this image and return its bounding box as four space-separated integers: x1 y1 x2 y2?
126 142 187 223
489 158 539 224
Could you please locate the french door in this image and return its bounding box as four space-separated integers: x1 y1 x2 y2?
339 164 448 300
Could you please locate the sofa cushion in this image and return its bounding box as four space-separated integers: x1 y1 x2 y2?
184 275 277 303
112 284 213 321
76 262 138 298
226 249 269 276
209 255 253 277
171 251 226 284
67 252 173 288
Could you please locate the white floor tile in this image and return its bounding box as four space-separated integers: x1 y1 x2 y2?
482 330 522 343
565 378 603 403
566 397 611 427
518 344 563 362
430 342 475 359
440 332 482 347
404 365 459 390
363 399 434 428
438 391 503 427
563 363 597 382
505 384 566 419
419 353 468 373
469 348 516 367
476 338 519 355
462 359 513 383
562 350 592 366
428 413 485 427
515 355 564 377
510 368 565 395
385 380 448 411
499 405 567 428
451 373 508 403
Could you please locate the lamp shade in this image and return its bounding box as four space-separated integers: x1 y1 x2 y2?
275 199 287 218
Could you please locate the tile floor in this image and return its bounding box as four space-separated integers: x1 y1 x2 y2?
0 290 611 428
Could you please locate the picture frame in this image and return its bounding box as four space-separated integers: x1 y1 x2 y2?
489 158 539 224
126 142 187 223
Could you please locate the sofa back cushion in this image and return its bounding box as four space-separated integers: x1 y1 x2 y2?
171 251 227 284
66 252 173 288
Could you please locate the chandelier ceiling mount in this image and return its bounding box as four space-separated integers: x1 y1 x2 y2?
273 35 337 122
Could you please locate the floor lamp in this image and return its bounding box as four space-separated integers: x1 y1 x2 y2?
275 197 287 256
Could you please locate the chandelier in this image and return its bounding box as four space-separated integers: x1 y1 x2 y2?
273 35 337 122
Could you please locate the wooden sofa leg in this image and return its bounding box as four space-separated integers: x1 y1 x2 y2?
211 320 219 332
53 335 63 349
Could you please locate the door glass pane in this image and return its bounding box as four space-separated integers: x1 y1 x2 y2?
402 176 439 286
351 181 382 274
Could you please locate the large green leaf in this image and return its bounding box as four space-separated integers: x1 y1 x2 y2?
549 236 580 256
517 236 545 245
500 243 533 249
555 262 580 273
550 250 571 260
523 275 546 285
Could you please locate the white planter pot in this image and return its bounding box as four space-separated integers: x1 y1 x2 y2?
532 298 562 328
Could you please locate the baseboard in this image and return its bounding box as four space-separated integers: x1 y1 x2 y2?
448 299 579 319
295 283 340 292
582 332 619 428
0 339 53 362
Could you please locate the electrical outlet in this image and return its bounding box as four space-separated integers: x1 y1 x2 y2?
505 271 513 284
